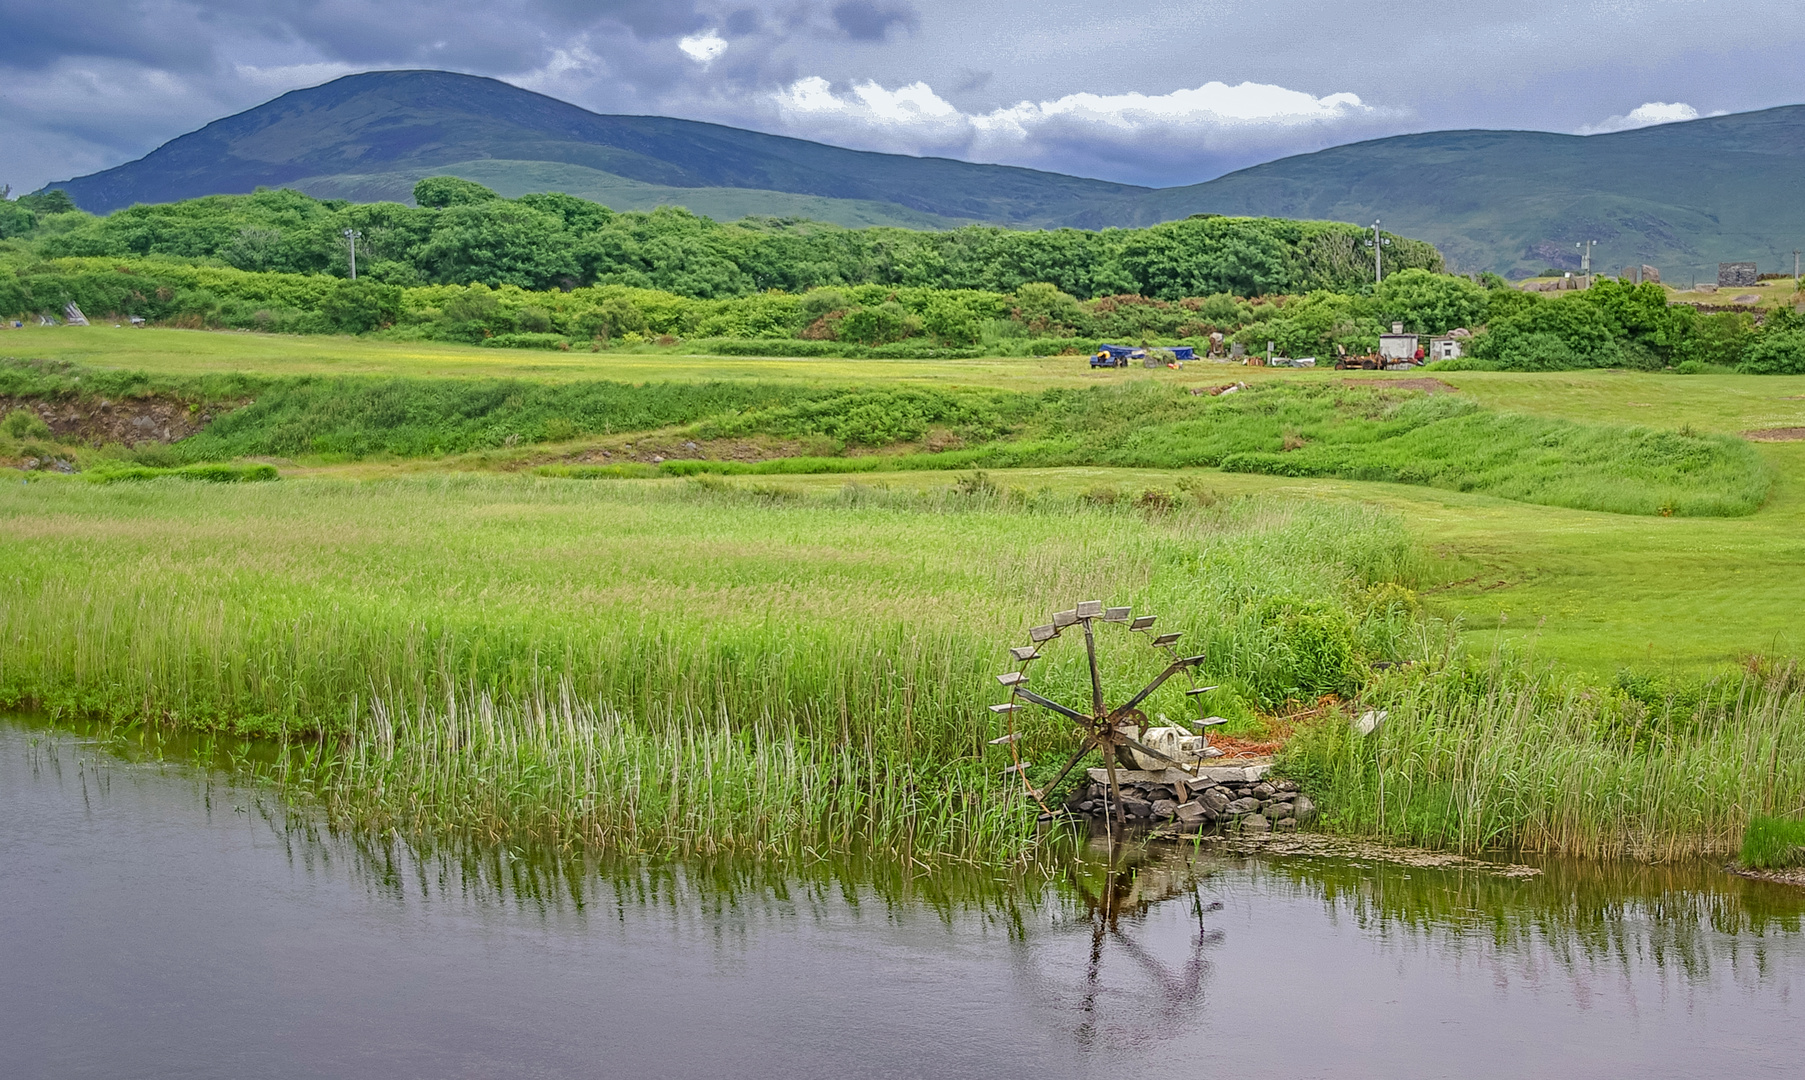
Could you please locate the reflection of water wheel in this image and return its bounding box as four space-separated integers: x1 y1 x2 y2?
1042 844 1223 1049
990 601 1216 822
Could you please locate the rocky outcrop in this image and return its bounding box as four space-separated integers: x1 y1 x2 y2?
1063 764 1317 835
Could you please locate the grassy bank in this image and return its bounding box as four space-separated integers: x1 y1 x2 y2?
1282 656 1805 860
3 358 1769 517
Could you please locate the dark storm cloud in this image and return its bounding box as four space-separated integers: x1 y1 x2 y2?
829 1 918 41
0 0 218 71
0 0 712 75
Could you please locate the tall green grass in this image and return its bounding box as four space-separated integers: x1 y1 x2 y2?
270 681 1061 867
1283 655 1805 859
1740 815 1805 870
0 474 1425 743
4 357 1769 516
1 474 1430 861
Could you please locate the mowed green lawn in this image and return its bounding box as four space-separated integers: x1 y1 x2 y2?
670 457 1805 674
8 325 1805 675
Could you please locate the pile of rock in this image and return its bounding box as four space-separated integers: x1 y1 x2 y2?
1063 764 1316 834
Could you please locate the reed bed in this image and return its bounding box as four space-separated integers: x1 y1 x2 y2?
1286 656 1805 860
1 473 1425 862
0 475 1424 743
269 680 1065 867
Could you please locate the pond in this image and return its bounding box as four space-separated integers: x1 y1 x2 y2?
4 718 1802 1079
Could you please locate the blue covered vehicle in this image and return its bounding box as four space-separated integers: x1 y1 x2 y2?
1091 344 1195 367
1091 344 1143 367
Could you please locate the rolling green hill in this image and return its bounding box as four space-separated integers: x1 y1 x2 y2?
42 69 1805 276
46 70 1140 230
1146 113 1805 278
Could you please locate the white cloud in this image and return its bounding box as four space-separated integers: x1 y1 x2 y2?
1578 100 1707 135
767 76 1392 183
231 61 360 90
678 31 728 67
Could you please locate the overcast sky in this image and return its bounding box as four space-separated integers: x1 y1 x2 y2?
5 0 1805 193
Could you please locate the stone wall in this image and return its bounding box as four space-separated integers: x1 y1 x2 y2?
1720 262 1758 288
1063 764 1316 835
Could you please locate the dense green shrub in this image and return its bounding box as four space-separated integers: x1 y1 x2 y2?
412 176 503 208
1738 330 1805 374
321 279 403 332
1370 268 1487 334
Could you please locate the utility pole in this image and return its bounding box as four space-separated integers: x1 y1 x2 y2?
1576 239 1596 276
1794 248 1800 287
343 228 362 281
1365 219 1390 284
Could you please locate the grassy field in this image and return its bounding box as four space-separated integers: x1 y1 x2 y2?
7 327 1805 672
584 460 1805 674
6 326 1805 861
12 325 1805 428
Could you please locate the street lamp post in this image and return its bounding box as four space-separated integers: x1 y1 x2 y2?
1576 239 1596 276
343 229 362 281
1365 219 1391 284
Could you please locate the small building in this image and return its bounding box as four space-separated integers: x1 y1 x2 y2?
1378 322 1418 362
1427 336 1463 361
1719 262 1758 288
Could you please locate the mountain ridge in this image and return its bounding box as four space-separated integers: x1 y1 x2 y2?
48 70 1146 229
43 70 1805 276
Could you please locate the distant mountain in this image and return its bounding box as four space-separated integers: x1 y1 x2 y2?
46 70 1144 230
44 70 1805 276
1145 110 1805 278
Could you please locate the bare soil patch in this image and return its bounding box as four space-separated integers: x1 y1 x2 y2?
1742 427 1805 442
0 394 218 446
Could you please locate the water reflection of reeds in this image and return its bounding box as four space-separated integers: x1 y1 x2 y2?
18 715 1805 996
1234 847 1804 988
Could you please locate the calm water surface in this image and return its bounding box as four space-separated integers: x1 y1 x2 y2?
4 719 1802 1079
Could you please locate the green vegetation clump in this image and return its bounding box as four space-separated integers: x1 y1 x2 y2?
0 475 1422 739
1740 815 1805 870
1737 329 1805 375
4 407 52 439
85 462 278 483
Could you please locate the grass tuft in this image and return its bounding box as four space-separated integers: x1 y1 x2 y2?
1741 815 1805 870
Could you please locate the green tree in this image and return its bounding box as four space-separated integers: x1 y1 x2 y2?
517 191 614 233
1371 268 1487 334
416 202 577 290
18 189 78 215
413 177 502 209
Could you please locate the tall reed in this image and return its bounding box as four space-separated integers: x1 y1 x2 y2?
1285 656 1805 859
269 679 1067 868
